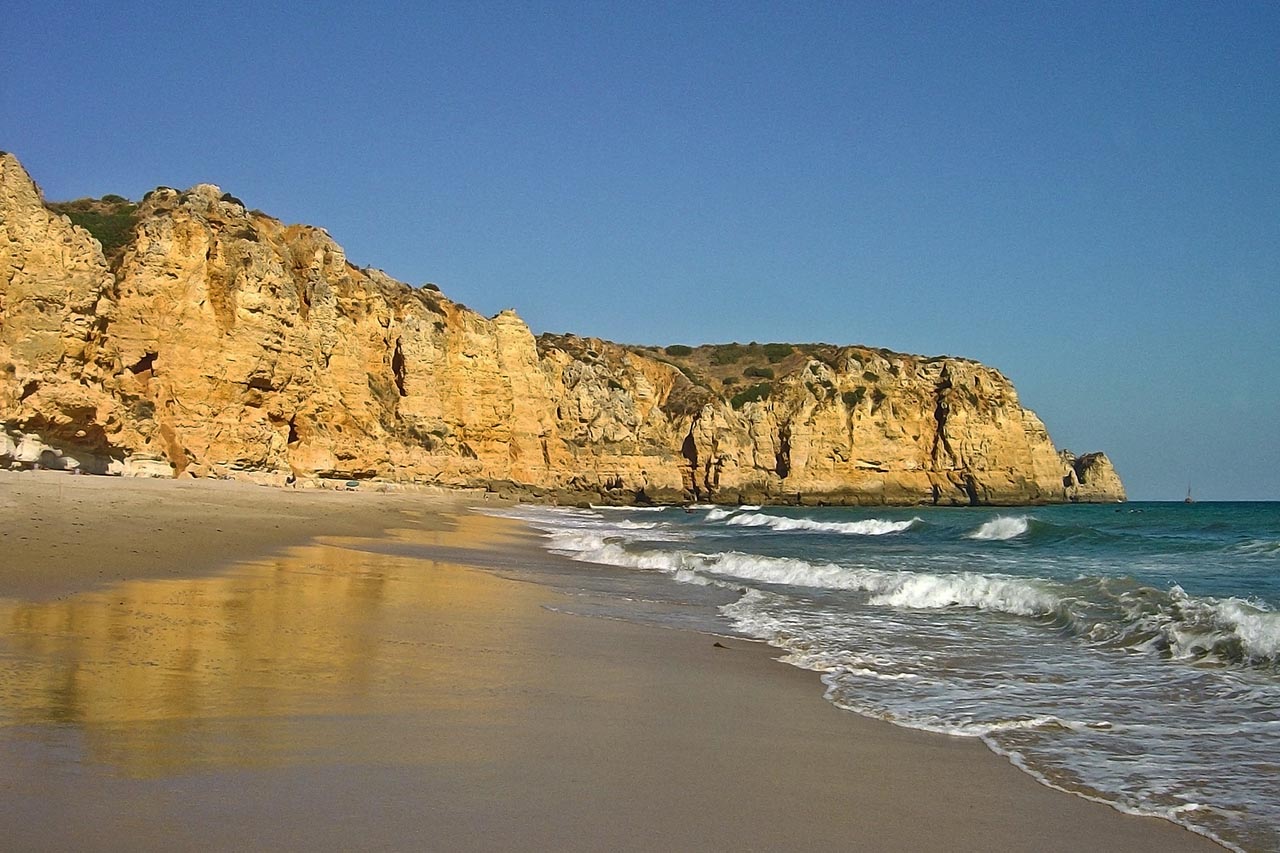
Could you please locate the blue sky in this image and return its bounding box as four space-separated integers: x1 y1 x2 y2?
4 1 1277 499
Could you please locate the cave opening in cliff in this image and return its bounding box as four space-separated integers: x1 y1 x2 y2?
775 423 791 479
392 340 407 396
128 352 157 375
930 373 955 468
681 429 700 500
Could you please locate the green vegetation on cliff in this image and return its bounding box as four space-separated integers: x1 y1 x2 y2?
47 195 139 263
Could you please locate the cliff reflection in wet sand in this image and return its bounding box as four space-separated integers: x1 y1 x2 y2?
0 517 544 777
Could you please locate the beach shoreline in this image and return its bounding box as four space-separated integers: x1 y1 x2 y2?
0 470 1222 851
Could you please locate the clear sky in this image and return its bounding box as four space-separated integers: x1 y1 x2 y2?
4 2 1277 500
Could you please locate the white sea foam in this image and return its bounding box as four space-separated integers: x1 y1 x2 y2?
1160 589 1280 663
867 572 1059 616
738 504 763 511
1233 539 1280 557
1212 600 1280 660
968 515 1032 540
704 507 737 521
547 528 1064 620
616 519 660 530
725 512 919 535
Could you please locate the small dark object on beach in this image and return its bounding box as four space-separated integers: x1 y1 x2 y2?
713 641 730 649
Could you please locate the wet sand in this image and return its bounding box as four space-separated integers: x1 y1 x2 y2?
0 471 1221 851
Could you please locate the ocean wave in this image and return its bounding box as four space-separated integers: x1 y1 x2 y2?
1067 583 1280 667
968 515 1032 540
552 533 1062 619
1164 592 1280 664
1231 539 1280 557
815 668 1103 738
589 504 669 512
616 519 660 530
725 512 920 535
704 507 737 521
543 530 693 568
925 714 1102 738
490 506 690 544
520 506 1280 669
867 572 1059 616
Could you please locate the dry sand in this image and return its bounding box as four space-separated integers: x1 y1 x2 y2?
0 471 1221 851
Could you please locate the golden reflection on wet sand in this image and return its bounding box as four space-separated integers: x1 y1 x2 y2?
0 515 548 777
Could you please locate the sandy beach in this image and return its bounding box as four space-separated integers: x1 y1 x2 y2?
0 471 1221 851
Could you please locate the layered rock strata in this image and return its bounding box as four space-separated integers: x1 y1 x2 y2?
0 153 1124 504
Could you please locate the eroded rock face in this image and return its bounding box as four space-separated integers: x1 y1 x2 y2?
0 153 1124 503
1062 451 1127 504
0 153 120 470
535 336 1125 505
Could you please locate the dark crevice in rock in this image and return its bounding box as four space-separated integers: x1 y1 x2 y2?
128 352 157 375
775 422 791 479
681 420 700 500
930 370 955 469
392 339 407 396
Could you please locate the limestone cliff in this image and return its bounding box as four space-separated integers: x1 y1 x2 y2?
0 153 1124 504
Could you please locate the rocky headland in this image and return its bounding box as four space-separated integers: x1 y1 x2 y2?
0 152 1123 505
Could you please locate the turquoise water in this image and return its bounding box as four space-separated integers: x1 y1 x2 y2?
496 501 1280 851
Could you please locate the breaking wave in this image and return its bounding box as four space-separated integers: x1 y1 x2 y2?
616 519 659 530
1232 539 1280 557
968 515 1032 540
1077 584 1280 666
724 512 920 536
546 531 1060 619
589 504 669 512
542 523 1280 666
867 572 1059 616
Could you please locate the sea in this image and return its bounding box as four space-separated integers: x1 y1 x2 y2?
488 501 1280 852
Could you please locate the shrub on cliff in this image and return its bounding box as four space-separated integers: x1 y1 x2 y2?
730 383 772 409
710 343 745 364
664 344 693 356
763 343 792 363
47 196 139 262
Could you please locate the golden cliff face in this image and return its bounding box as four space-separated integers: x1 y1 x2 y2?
536 337 1125 505
0 154 118 464
0 154 1124 503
